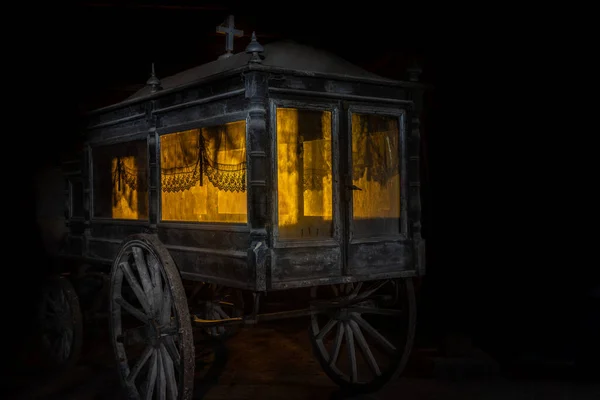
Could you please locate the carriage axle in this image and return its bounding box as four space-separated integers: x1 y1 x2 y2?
192 307 318 327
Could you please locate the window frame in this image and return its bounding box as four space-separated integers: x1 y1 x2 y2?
346 105 408 243
269 98 341 249
90 135 150 222
156 117 250 229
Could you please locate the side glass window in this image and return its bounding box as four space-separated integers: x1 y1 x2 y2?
92 140 149 220
160 120 247 223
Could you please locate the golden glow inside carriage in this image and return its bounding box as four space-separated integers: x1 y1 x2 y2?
276 108 334 239
351 113 401 236
103 111 401 237
111 156 142 219
159 121 247 223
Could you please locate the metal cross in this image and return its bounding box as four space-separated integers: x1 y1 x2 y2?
216 15 243 58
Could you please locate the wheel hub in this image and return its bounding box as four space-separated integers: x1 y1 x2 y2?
334 308 352 320
146 319 162 347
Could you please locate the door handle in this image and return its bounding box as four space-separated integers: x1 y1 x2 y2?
346 184 362 191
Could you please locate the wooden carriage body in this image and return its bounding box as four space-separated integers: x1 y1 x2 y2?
61 40 426 294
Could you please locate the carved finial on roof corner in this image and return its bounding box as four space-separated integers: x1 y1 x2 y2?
146 63 162 93
407 60 422 82
245 32 264 64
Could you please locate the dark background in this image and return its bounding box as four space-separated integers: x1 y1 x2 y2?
6 0 597 381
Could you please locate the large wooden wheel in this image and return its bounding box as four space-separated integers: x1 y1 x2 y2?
38 275 83 372
309 278 416 394
109 234 195 400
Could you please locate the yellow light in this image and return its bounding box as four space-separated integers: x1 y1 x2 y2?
111 156 142 219
351 113 401 236
160 121 247 223
276 108 333 239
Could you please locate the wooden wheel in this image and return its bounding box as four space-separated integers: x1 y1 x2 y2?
109 234 194 400
309 278 416 394
38 275 83 372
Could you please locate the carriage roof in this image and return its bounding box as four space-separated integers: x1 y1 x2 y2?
119 40 399 103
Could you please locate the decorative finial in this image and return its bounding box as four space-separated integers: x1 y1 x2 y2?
245 32 264 64
407 60 422 82
146 63 162 93
216 15 244 60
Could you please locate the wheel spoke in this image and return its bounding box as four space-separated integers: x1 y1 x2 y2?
348 319 381 376
59 289 68 308
127 345 153 384
156 349 167 400
328 322 345 367
160 283 173 326
46 297 60 313
351 313 396 355
353 280 388 303
332 285 339 297
148 254 164 314
159 343 179 400
317 318 337 341
215 309 225 334
64 330 73 358
163 336 181 372
214 305 229 319
133 246 155 314
60 334 69 361
143 350 158 400
120 262 151 315
115 297 149 324
349 282 363 298
344 322 358 383
349 307 403 317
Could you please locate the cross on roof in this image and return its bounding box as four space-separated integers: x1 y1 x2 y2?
216 15 244 59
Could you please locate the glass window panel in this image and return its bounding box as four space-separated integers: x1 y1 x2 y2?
160 120 247 223
92 140 148 220
277 108 333 240
351 113 401 236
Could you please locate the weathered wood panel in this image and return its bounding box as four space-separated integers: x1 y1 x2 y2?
156 95 247 132
270 246 342 285
268 75 409 103
87 238 121 262
87 102 149 131
157 226 249 251
153 75 244 111
90 221 149 240
170 248 251 289
347 241 413 274
87 120 149 145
